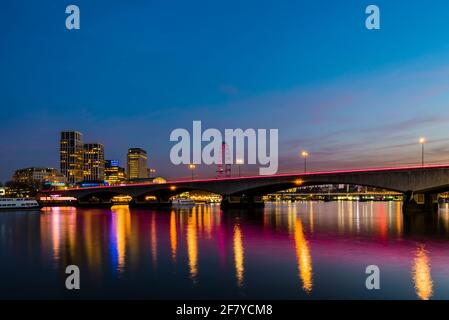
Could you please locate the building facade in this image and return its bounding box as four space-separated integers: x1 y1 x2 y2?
12 167 66 185
104 160 126 185
147 168 156 178
127 148 148 179
60 131 84 184
83 143 105 181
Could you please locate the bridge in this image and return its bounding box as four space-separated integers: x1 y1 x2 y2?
40 164 449 214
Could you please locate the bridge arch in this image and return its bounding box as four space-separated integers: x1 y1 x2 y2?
133 186 223 204
227 180 405 198
77 190 135 206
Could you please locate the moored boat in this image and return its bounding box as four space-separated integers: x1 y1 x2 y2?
0 198 41 210
171 198 196 207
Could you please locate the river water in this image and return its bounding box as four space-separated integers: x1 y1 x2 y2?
1 201 449 299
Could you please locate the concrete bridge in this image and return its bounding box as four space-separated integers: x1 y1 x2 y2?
40 164 449 214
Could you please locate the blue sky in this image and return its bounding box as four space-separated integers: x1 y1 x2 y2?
2 0 449 181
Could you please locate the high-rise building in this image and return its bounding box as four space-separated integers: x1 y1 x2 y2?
127 148 148 179
60 131 84 184
83 143 105 181
104 160 126 185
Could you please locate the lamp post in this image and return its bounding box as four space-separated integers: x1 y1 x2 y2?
189 164 196 180
419 138 426 167
301 151 309 173
236 159 243 177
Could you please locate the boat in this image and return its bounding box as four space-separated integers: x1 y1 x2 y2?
0 198 41 210
171 198 196 207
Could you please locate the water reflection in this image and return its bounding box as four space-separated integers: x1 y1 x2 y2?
186 207 198 282
111 205 131 273
412 244 433 300
40 207 78 266
50 208 61 262
396 202 402 238
6 202 449 299
309 202 314 233
293 217 313 293
233 223 245 287
170 210 177 261
150 213 158 267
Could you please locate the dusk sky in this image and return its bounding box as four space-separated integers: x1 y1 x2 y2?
2 0 449 182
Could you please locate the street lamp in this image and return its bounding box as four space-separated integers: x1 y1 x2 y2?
301 151 309 173
236 159 243 177
419 138 426 167
189 164 196 180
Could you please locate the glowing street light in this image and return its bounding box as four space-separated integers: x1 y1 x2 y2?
301 151 309 173
236 159 243 177
419 138 426 167
189 164 196 180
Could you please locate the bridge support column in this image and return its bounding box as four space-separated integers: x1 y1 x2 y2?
403 191 438 215
221 195 265 209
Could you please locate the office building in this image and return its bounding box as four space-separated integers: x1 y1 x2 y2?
104 160 126 185
83 143 105 181
147 168 157 178
12 167 66 185
127 148 148 179
60 131 84 184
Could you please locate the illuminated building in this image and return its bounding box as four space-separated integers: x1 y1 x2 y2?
127 148 148 179
13 167 66 185
152 177 167 184
60 131 84 184
104 160 126 185
83 143 105 181
147 168 156 178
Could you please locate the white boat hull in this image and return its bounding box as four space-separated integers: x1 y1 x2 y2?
0 198 41 211
171 199 196 207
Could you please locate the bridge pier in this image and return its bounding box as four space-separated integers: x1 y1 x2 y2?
402 191 438 215
221 195 265 209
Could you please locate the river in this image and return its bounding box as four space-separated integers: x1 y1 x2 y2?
1 201 449 299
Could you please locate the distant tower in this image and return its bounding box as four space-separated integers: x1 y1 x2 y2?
216 142 231 178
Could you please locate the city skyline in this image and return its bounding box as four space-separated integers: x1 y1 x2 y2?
3 1 449 182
